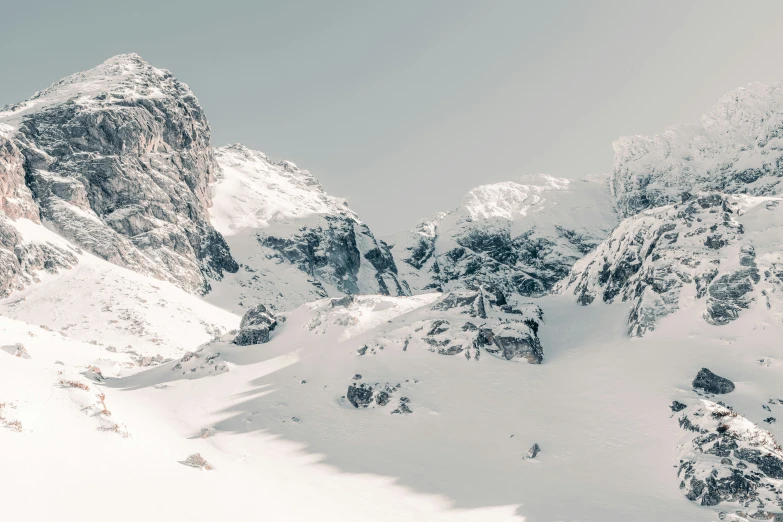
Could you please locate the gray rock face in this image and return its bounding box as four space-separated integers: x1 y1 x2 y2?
676 401 783 517
208 144 408 312
670 401 687 412
406 289 543 363
386 175 617 300
693 368 735 394
0 214 79 297
559 193 783 336
346 381 406 411
233 304 278 346
0 54 238 294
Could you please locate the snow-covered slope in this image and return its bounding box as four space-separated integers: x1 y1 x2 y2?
0 217 237 359
613 82 783 217
7 283 783 521
387 174 617 299
207 144 408 312
0 54 237 294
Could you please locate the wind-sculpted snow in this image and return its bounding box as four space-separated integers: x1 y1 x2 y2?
387 174 617 300
613 82 783 217
0 54 237 294
559 193 783 336
208 144 408 312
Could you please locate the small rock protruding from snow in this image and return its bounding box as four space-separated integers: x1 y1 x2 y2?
527 443 541 459
693 368 735 395
670 401 687 412
12 343 30 359
330 296 355 308
183 453 213 470
233 304 278 346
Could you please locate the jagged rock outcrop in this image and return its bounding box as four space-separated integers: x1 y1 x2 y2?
233 303 278 346
385 174 617 299
612 82 783 218
676 400 783 519
361 289 544 363
0 54 237 294
558 193 783 336
693 368 735 395
208 144 408 311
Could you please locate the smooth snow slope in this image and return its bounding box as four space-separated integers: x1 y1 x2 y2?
0 218 237 358
5 277 781 520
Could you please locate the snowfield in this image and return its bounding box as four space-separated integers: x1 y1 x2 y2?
4 268 783 520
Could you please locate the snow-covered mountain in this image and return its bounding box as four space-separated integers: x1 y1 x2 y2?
558 193 783 336
386 174 617 299
0 53 237 294
612 82 783 217
4 55 783 522
206 143 408 312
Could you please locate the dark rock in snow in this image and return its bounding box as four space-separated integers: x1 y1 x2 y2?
347 383 374 408
693 368 735 394
527 443 541 459
670 401 687 412
234 304 277 346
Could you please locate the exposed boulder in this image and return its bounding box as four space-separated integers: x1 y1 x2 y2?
183 453 213 470
527 443 541 459
233 304 278 346
612 82 783 218
346 381 405 411
693 368 735 395
670 401 687 412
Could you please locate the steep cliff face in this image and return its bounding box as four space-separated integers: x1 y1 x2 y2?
207 144 408 312
386 174 617 300
612 82 783 218
559 193 783 336
0 54 237 294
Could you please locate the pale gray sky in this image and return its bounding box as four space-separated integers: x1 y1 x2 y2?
3 1 783 234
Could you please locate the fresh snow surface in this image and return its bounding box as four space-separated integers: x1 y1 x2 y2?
0 219 236 358
3 264 783 520
211 143 354 233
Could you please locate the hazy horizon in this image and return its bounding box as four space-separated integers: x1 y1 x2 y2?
3 1 783 234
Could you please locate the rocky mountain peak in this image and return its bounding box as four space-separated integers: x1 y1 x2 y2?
0 54 237 295
611 81 783 218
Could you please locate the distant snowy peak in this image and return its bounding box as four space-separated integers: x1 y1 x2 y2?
388 174 617 299
612 81 783 217
209 144 408 312
461 175 571 221
212 143 355 233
